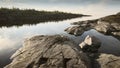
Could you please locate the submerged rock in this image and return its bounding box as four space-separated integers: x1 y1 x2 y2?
5 35 91 68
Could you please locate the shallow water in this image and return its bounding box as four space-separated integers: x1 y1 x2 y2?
0 16 98 53
0 16 120 67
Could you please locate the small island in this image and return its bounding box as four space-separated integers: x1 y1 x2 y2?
0 8 88 27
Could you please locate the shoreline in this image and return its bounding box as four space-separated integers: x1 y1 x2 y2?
1 11 119 68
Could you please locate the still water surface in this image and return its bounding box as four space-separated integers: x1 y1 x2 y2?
0 17 92 67
0 16 120 67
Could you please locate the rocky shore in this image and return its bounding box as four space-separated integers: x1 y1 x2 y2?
65 12 120 40
5 35 91 68
5 35 120 68
5 12 120 68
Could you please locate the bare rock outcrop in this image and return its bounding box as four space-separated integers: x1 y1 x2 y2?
94 19 120 40
65 13 120 40
65 19 98 36
95 54 120 68
72 19 98 26
4 12 120 68
4 35 120 68
5 35 91 68
64 26 87 36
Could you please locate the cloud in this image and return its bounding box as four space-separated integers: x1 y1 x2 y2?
1 0 120 5
0 36 19 51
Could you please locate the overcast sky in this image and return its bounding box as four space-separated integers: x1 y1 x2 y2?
0 0 120 17
0 0 120 5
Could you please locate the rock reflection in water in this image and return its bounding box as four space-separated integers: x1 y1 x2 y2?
71 29 120 56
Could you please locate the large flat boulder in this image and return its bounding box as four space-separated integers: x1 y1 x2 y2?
4 35 120 68
5 35 90 68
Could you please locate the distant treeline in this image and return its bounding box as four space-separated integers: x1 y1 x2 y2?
0 8 85 27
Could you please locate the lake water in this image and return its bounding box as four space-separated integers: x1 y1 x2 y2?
0 17 89 67
0 16 120 67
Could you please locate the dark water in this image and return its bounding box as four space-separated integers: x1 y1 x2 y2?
71 29 120 55
0 16 120 68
